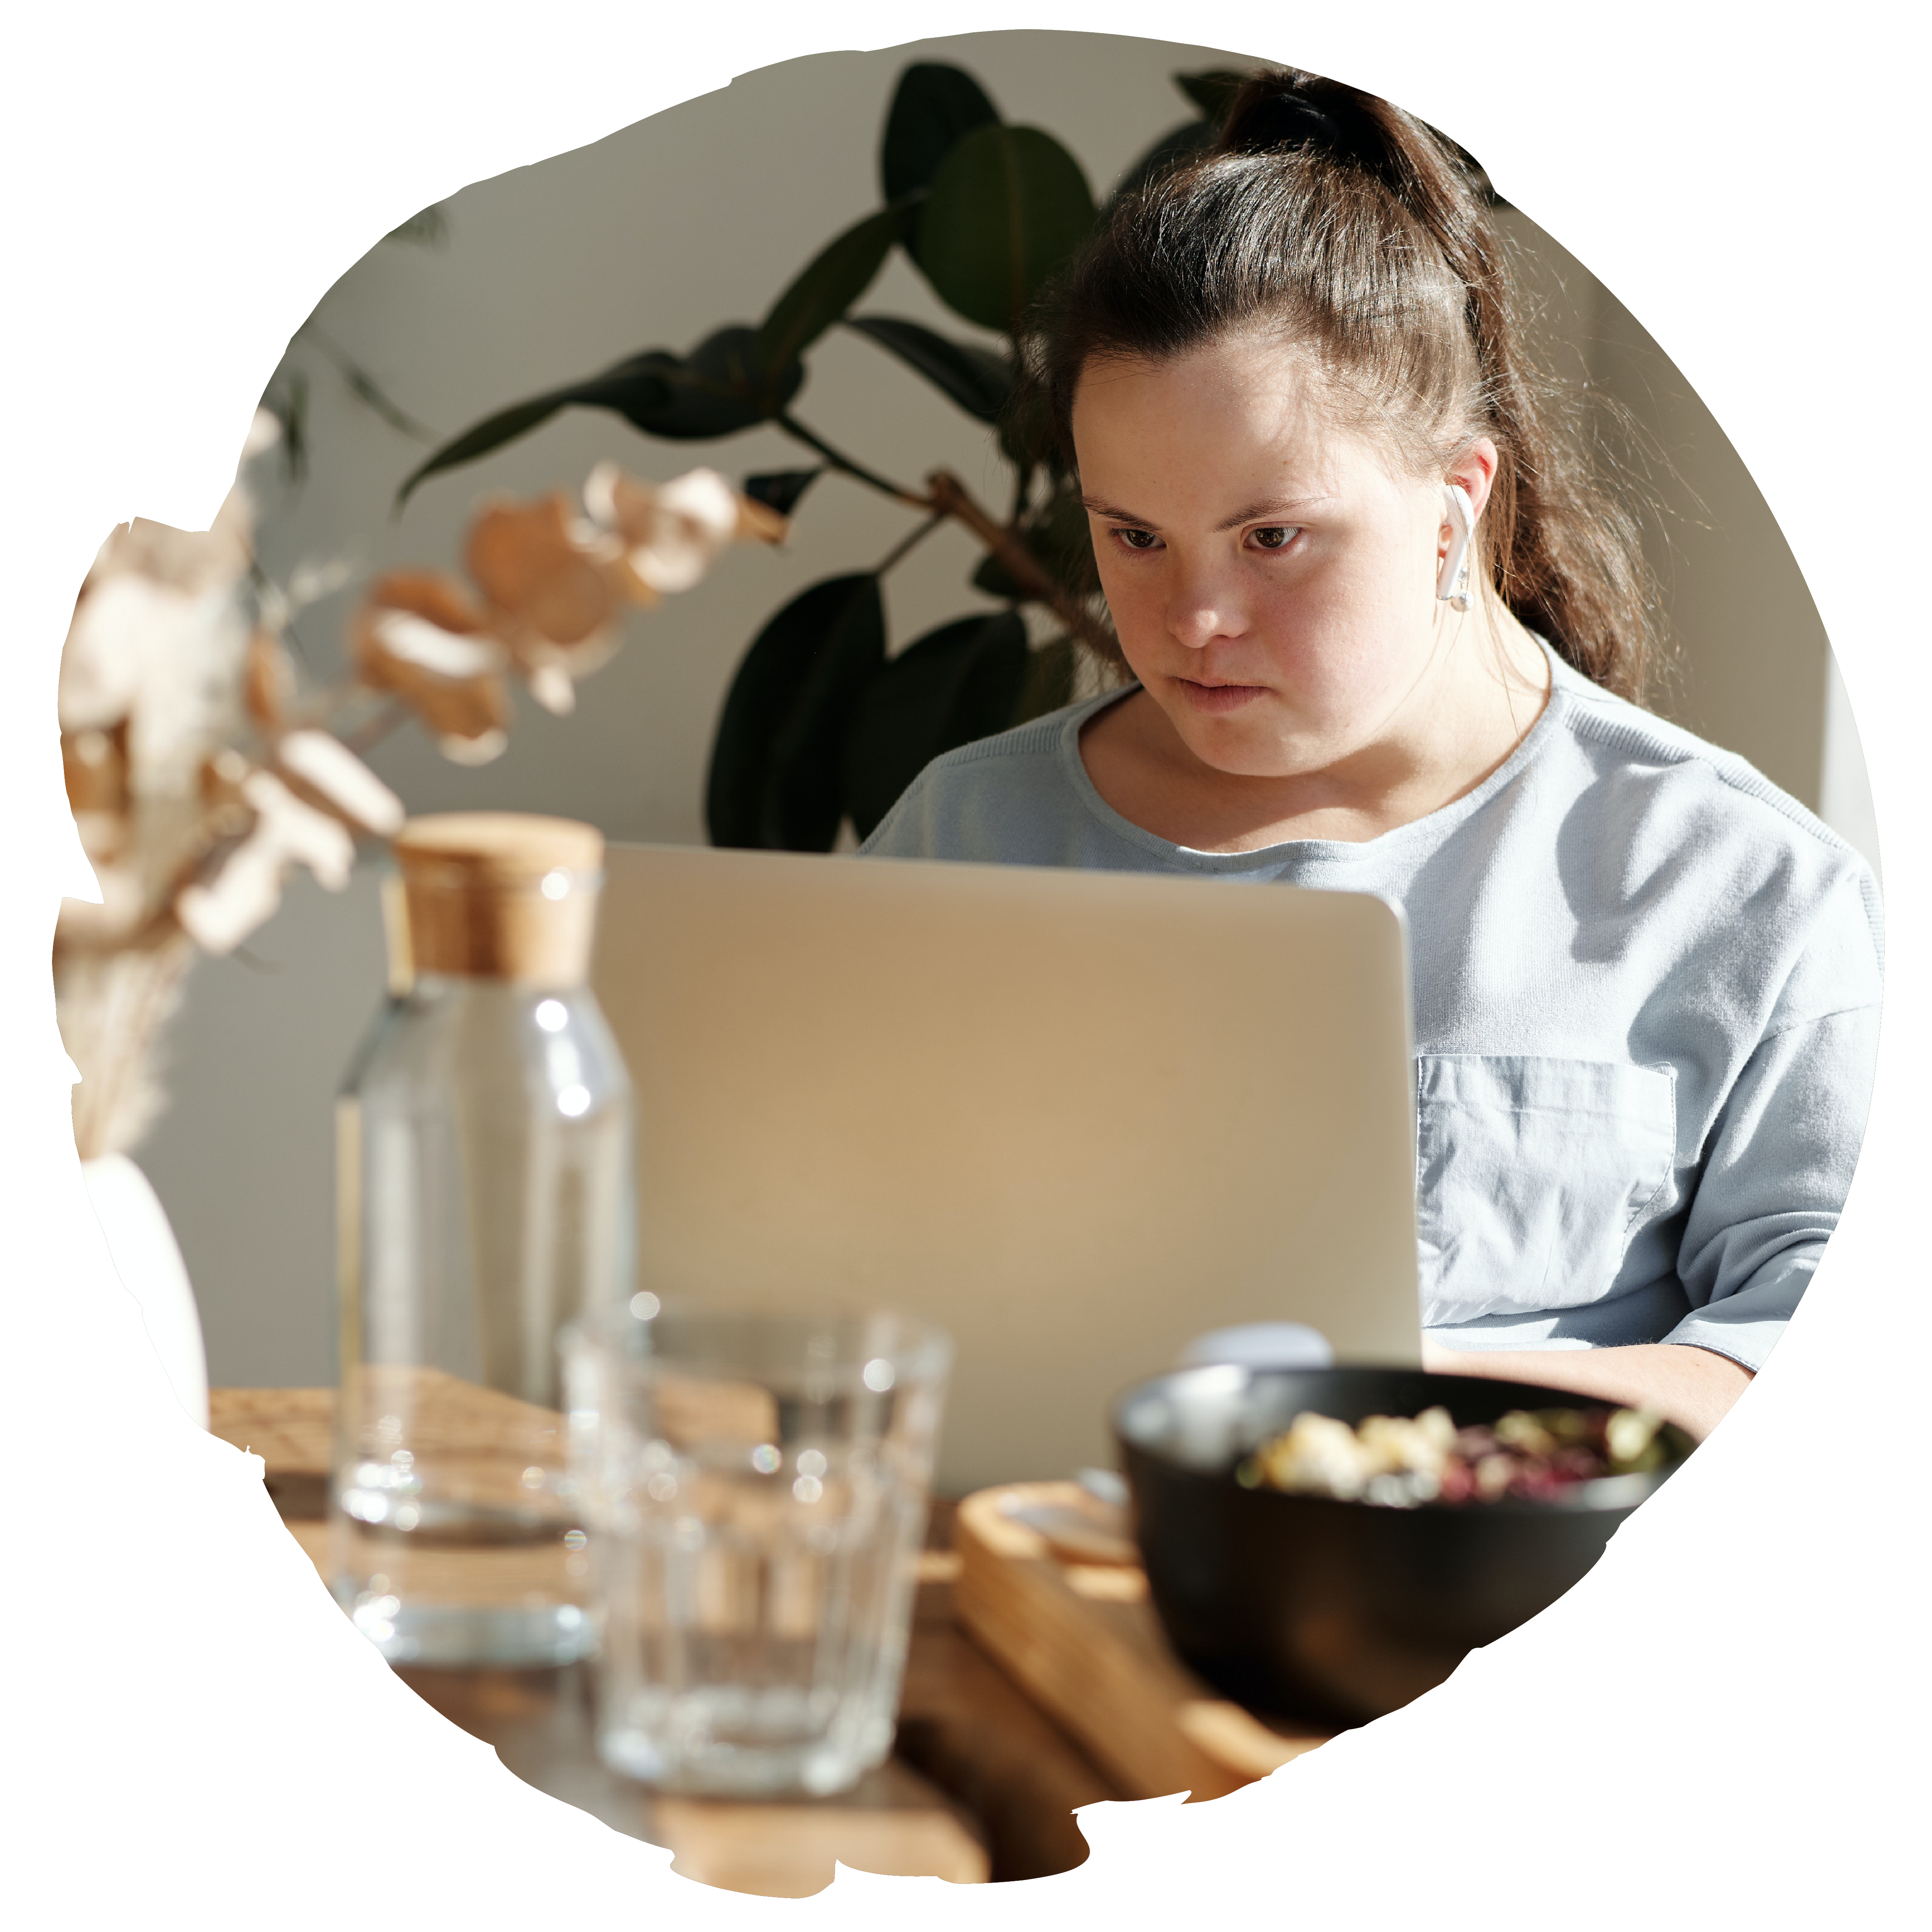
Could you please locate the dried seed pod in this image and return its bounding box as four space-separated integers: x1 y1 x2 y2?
734 492 790 546
244 627 298 732
350 570 513 756
63 721 133 863
462 492 630 717
465 493 620 652
62 720 130 816
584 461 768 601
274 728 404 836
174 769 356 955
198 747 252 813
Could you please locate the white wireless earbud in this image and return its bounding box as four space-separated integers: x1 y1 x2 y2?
1436 483 1477 611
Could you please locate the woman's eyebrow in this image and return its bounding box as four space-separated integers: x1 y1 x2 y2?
1078 494 1335 529
1079 495 1151 523
1213 495 1334 530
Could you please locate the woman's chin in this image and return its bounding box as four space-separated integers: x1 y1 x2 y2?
1169 724 1312 782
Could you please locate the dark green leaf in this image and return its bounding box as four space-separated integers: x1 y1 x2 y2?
744 468 823 516
880 63 1001 204
396 330 805 505
1027 485 1096 590
914 125 1097 334
753 209 900 385
1174 69 1248 125
1112 119 1216 203
397 394 577 503
652 326 805 437
705 574 885 851
764 577 887 850
843 314 1012 422
842 612 1029 839
384 204 449 248
264 368 309 484
970 549 1024 601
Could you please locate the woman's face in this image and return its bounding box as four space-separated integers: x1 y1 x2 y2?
1071 332 1490 780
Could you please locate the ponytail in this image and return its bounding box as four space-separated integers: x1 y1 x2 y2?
1030 68 1660 701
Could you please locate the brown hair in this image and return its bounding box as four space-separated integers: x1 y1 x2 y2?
1024 67 1659 701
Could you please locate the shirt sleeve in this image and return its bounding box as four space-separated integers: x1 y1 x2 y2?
1666 993 1880 1371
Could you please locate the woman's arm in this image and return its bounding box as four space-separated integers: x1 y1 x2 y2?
1418 1337 1751 1442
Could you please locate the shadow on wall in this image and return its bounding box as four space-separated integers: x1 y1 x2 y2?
134 30 1880 1388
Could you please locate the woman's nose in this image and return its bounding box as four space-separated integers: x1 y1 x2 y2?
1166 571 1244 651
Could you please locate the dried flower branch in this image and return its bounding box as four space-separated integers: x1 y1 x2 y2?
54 416 781 1159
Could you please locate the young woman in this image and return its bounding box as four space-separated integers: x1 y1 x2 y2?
860 69 1883 1441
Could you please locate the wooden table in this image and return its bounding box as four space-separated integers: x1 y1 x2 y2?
211 1390 1330 1896
212 1390 1122 1894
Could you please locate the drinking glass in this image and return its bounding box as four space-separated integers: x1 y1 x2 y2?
562 1299 951 1796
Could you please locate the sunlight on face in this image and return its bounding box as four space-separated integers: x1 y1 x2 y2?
1072 334 1456 779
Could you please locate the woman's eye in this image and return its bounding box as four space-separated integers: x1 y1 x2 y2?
1114 527 1160 551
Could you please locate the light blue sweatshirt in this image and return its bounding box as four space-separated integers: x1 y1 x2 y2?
859 644 1883 1372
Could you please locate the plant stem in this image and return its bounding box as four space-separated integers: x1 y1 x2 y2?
344 698 410 756
775 414 927 507
924 470 1114 659
872 511 948 578
299 322 441 443
775 421 1112 656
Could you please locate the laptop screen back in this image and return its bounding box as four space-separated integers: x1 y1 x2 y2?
592 843 1419 1493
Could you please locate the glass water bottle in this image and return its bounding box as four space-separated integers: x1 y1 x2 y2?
330 812 635 1665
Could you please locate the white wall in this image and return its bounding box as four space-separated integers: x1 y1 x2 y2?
137 866 386 1385
249 33 1254 846
134 30 1878 1387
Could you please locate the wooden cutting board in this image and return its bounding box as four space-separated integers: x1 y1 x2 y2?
952 1482 1332 1802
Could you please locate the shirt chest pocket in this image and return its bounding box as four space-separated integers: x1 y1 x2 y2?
1415 1055 1678 1326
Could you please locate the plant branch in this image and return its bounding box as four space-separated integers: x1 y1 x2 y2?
344 697 411 756
872 510 948 578
775 413 927 507
299 322 440 443
286 674 369 735
924 470 1115 659
773 425 1109 653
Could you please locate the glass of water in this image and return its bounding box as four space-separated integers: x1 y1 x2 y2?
562 1298 951 1796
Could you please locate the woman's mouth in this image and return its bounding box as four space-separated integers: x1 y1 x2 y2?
1173 677 1268 715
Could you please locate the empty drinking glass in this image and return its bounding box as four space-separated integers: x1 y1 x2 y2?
562 1300 951 1796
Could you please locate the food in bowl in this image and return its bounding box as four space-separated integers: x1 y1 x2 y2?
1237 1403 1667 1507
1115 1367 1695 1723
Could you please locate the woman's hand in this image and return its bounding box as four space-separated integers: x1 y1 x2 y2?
1417 1338 1753 1443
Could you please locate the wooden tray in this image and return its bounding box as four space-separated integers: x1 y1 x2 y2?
953 1482 1332 1802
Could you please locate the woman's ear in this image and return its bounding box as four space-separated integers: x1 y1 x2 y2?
1446 439 1501 521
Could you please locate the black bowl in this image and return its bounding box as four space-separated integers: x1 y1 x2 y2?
1114 1364 1693 1727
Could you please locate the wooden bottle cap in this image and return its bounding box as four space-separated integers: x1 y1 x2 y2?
389 812 604 988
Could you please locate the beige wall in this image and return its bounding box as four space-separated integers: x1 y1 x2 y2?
1495 205 1835 815
138 32 1875 1387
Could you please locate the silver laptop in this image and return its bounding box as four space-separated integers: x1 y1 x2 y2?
591 843 1420 1495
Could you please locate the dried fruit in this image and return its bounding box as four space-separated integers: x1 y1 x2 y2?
1242 1402 1670 1507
